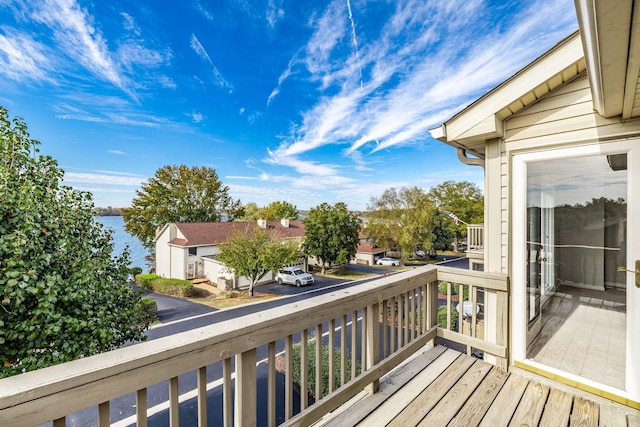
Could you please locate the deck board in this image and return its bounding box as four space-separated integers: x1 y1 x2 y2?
539 388 573 427
386 356 476 426
597 404 628 427
318 345 447 427
570 397 599 427
479 374 529 426
448 367 509 427
509 381 550 427
321 346 640 427
355 348 460 427
416 361 492 426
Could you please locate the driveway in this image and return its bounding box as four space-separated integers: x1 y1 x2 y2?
255 273 345 296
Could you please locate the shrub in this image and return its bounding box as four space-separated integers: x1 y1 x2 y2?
437 305 458 330
138 297 158 323
129 266 143 276
135 273 160 290
291 339 361 398
152 278 195 297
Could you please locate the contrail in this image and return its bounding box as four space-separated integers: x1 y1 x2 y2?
346 0 378 147
346 0 364 91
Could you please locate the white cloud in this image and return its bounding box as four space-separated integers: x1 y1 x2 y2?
264 0 577 183
0 29 55 82
63 172 146 186
31 0 130 95
190 111 204 123
108 150 130 156
266 0 285 28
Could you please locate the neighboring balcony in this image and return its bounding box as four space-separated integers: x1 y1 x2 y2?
466 224 484 271
1 264 636 426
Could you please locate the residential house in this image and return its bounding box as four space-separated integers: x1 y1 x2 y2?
155 218 306 288
352 240 386 265
430 1 640 406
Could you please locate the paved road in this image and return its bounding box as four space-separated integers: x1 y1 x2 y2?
151 291 218 323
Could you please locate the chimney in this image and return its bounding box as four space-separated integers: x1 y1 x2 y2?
280 218 290 228
258 218 267 228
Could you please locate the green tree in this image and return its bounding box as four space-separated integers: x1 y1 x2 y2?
428 181 484 251
215 226 301 296
365 187 437 259
122 165 241 252
0 107 149 377
302 202 361 273
262 200 299 220
236 202 262 222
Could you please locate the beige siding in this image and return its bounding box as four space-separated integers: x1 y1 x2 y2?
499 72 640 274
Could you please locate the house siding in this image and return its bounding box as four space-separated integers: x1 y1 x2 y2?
500 72 640 274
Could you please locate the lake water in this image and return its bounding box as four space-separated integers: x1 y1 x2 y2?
97 216 150 271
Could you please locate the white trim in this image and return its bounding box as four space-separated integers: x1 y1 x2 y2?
511 139 639 400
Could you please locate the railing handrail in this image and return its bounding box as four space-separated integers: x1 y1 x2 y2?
0 265 508 426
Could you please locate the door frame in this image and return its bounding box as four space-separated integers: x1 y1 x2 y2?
511 139 639 404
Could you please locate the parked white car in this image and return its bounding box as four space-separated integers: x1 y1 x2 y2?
276 267 314 287
376 257 400 266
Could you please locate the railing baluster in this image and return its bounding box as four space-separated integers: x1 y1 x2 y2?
416 287 422 336
447 281 452 330
471 286 478 338
361 306 367 368
404 291 410 345
410 288 416 340
285 335 293 420
98 402 109 426
223 357 232 427
169 376 179 426
390 297 396 353
395 295 402 349
301 329 308 410
340 315 347 386
382 300 389 357
197 366 207 427
458 284 464 334
235 349 257 427
268 341 276 427
136 388 148 427
351 310 357 381
315 324 323 400
329 318 336 393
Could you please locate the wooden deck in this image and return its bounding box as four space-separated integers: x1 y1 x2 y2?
314 345 640 427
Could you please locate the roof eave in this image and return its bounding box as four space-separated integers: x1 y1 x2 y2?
575 0 634 118
430 32 585 154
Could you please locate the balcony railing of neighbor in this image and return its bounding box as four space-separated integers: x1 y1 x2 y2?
0 265 508 427
466 224 484 252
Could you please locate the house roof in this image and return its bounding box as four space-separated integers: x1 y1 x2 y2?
430 0 640 154
357 241 386 254
167 220 305 247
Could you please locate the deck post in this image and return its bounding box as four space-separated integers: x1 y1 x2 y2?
235 348 257 427
365 303 380 394
427 279 438 341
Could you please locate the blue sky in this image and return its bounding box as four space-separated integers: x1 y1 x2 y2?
0 0 577 211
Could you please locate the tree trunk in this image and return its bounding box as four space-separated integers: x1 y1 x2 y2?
249 283 254 297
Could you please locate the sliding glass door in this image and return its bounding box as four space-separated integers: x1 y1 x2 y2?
513 140 639 401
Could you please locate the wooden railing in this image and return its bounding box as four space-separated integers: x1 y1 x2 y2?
467 224 484 251
0 265 508 427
